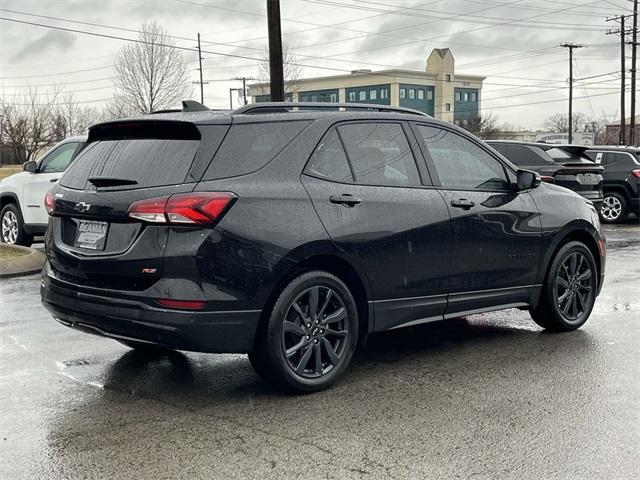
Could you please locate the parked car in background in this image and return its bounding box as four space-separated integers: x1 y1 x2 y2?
0 136 87 246
41 102 604 393
584 146 640 223
486 141 604 208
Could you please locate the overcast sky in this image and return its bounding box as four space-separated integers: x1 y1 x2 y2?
0 0 634 129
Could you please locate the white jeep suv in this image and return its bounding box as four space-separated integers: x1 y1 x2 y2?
0 136 86 246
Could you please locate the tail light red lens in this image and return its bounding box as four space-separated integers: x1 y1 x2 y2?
540 175 555 183
128 192 236 225
44 191 56 215
632 169 640 178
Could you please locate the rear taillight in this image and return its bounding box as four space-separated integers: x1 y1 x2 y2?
128 192 236 225
632 169 640 178
44 191 56 215
540 175 555 183
156 298 206 310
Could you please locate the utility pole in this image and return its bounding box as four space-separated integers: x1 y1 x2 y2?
197 33 204 104
561 43 583 143
631 0 638 145
607 15 629 144
232 77 255 105
267 0 284 101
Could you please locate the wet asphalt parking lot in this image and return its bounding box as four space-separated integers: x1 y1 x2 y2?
1 220 639 479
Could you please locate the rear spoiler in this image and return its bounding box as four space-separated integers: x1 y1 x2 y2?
87 120 201 142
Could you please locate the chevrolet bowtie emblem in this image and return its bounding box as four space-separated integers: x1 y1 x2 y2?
74 202 91 212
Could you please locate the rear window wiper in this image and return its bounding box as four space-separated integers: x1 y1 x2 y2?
88 177 138 188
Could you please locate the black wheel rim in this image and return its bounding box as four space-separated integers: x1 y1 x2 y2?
555 252 594 324
281 286 349 379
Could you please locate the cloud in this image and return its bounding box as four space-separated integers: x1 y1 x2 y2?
11 30 76 62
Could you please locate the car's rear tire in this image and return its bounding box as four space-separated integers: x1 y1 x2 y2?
599 192 628 224
0 203 33 246
249 270 358 394
530 241 597 332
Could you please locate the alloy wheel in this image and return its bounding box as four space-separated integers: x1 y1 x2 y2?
554 251 594 324
1 210 19 244
600 195 622 221
281 285 350 379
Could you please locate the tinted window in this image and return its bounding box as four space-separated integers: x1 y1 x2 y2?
60 139 199 190
337 123 421 187
490 144 552 166
40 142 81 173
603 152 634 166
203 121 310 180
305 129 353 182
416 125 509 190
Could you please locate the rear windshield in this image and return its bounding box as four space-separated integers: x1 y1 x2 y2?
490 144 553 166
202 120 311 180
60 138 199 190
546 147 593 164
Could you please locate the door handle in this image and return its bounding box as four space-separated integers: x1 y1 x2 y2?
50 178 59 183
329 194 362 207
450 198 475 210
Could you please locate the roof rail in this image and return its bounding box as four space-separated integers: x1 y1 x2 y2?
232 102 428 116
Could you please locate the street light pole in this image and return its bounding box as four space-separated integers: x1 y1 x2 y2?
266 0 284 101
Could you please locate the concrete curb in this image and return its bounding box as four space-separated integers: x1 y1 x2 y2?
0 244 45 278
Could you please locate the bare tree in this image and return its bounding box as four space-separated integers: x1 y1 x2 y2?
258 43 304 95
51 94 103 142
0 88 60 163
112 21 193 114
583 115 608 144
545 112 587 133
456 113 502 139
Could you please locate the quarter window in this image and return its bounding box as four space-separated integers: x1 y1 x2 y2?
305 129 353 182
416 125 509 191
337 123 421 187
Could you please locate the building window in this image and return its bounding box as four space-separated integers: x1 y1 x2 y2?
400 88 406 99
381 89 388 99
370 89 377 100
417 89 424 100
445 103 451 112
446 74 451 82
463 92 469 102
348 91 356 102
470 92 477 102
359 90 367 101
426 90 433 100
455 91 461 102
330 93 337 102
463 82 470 86
408 89 415 99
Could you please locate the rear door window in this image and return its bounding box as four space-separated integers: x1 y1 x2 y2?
203 120 311 180
60 138 199 190
336 122 421 187
40 142 83 173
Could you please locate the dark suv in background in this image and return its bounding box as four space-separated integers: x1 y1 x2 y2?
585 146 640 223
487 141 604 208
41 102 605 393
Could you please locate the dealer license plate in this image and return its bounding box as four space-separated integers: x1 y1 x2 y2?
74 220 109 250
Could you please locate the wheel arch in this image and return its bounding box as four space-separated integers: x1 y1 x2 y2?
0 192 21 212
538 222 602 296
602 184 632 204
254 250 373 349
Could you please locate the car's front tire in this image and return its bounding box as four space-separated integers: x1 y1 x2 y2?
0 203 33 246
530 241 597 332
249 271 359 394
599 192 628 224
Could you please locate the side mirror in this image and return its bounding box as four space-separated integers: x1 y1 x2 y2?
516 169 541 191
23 160 37 173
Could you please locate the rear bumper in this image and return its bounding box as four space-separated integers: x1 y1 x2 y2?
41 274 261 353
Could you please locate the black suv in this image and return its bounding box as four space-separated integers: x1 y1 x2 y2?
584 146 640 223
486 141 604 208
41 102 605 393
